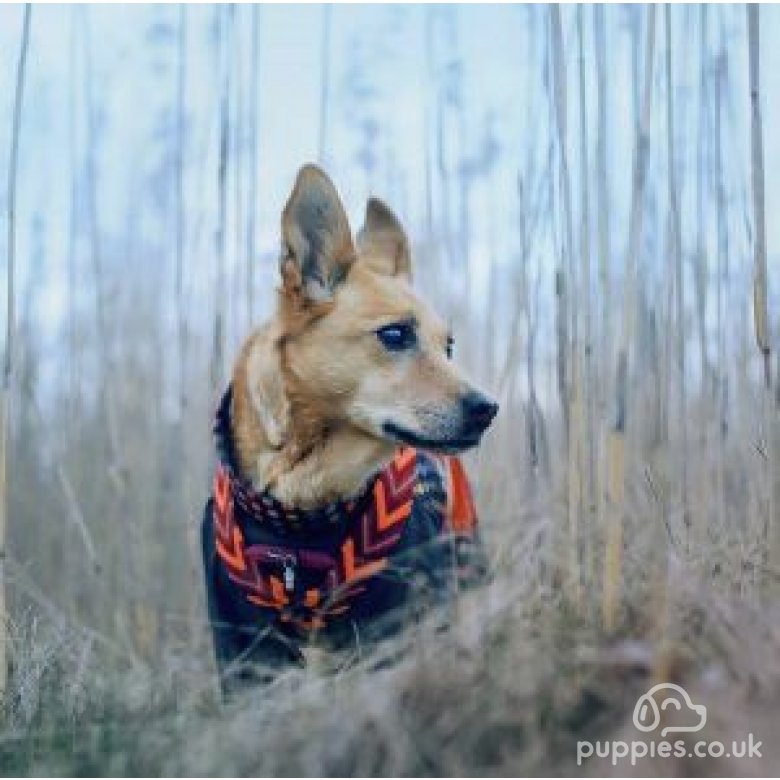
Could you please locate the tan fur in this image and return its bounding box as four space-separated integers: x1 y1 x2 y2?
230 165 491 509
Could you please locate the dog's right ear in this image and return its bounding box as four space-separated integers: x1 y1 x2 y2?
281 165 355 305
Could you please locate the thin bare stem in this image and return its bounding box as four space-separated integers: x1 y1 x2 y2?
605 6 656 632
665 6 688 535
211 5 230 398
578 5 596 594
176 5 187 417
747 6 770 386
1 2 31 695
747 4 775 584
247 4 259 322
318 5 331 164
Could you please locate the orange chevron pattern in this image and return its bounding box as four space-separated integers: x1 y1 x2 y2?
213 468 230 521
215 526 247 573
341 537 388 582
213 451 419 624
212 447 477 631
375 475 413 531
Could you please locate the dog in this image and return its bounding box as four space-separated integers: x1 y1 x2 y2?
201 165 498 693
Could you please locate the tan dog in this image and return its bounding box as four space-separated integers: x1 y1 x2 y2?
202 165 498 691
231 164 497 508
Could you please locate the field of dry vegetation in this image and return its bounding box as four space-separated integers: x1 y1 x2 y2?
1 4 778 776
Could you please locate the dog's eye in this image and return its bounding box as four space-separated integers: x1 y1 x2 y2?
376 322 417 352
446 336 454 359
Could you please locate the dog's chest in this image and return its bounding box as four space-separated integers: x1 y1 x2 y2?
212 448 450 634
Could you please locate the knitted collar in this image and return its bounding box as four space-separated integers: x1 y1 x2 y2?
213 386 375 535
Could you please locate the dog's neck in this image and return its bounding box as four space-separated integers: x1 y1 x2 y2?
230 325 395 510
249 430 394 509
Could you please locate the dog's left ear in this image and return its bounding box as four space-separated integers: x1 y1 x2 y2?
281 165 356 305
357 198 412 280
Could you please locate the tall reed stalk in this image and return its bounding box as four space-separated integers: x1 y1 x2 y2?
665 5 688 540
550 5 581 609
82 9 121 492
176 5 187 418
211 6 230 399
318 5 331 164
1 3 31 696
747 5 770 389
247 5 259 323
747 4 776 582
604 5 656 632
577 5 596 597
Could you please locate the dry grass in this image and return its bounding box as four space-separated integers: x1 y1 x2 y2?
1 393 779 775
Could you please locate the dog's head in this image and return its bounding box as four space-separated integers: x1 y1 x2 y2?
274 164 498 456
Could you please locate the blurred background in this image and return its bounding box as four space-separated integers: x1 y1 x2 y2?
0 4 778 775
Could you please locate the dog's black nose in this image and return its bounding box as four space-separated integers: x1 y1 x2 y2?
461 392 499 435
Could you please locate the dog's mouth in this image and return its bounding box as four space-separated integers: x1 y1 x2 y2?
382 422 482 454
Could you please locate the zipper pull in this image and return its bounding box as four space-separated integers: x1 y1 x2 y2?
283 556 296 592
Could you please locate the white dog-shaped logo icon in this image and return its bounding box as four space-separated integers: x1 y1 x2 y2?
633 683 707 737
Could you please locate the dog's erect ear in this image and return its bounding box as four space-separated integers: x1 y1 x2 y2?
281 165 355 304
357 197 412 280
